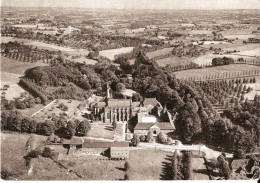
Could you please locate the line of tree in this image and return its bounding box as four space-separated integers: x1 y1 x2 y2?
172 150 192 180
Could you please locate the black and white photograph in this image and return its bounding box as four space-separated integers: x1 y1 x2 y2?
0 0 260 181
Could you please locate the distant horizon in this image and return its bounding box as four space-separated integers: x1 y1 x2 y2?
2 0 260 10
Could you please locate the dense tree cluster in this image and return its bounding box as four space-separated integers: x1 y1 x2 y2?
172 150 192 180
1 110 91 138
212 57 235 66
172 44 207 57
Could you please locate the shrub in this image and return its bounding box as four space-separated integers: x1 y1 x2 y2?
139 135 146 142
157 132 167 143
42 147 54 158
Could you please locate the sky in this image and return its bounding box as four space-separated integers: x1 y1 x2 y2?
2 0 260 9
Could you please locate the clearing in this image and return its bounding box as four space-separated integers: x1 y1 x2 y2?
99 47 134 61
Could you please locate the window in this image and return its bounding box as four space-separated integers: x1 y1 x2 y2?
153 130 157 135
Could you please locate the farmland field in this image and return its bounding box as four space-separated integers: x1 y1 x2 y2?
99 47 134 61
156 56 193 67
231 48 259 57
244 77 260 100
146 47 173 59
1 37 77 53
174 64 260 79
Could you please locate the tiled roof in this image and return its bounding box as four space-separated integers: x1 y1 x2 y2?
134 122 174 130
82 141 129 148
134 123 154 130
107 99 131 107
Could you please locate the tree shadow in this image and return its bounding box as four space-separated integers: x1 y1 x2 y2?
193 169 209 175
104 126 113 131
116 167 126 171
160 156 173 180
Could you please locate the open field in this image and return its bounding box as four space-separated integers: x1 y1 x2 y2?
222 43 259 52
1 56 47 75
127 149 173 180
192 53 258 66
174 64 260 79
12 24 57 30
1 56 47 100
146 47 173 59
99 47 133 61
87 124 114 139
156 56 193 67
61 158 125 180
1 37 77 53
231 48 259 57
1 132 47 180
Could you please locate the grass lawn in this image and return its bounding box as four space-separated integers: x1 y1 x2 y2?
60 159 125 180
1 132 47 180
192 158 209 180
127 149 173 180
174 64 260 80
87 124 115 139
99 47 134 61
156 56 193 67
17 104 45 117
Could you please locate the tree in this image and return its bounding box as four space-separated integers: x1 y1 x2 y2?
75 120 91 136
36 121 55 136
146 131 153 142
124 161 130 171
42 147 54 158
233 149 245 159
131 134 140 147
139 135 146 142
182 151 192 180
157 132 167 143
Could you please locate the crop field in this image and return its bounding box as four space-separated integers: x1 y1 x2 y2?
146 47 173 59
222 44 259 52
99 47 134 61
174 64 260 79
156 56 193 67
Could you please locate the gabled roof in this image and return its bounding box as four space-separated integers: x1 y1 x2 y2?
107 99 131 107
143 98 160 107
134 123 154 130
134 122 174 130
82 141 129 148
156 122 175 130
